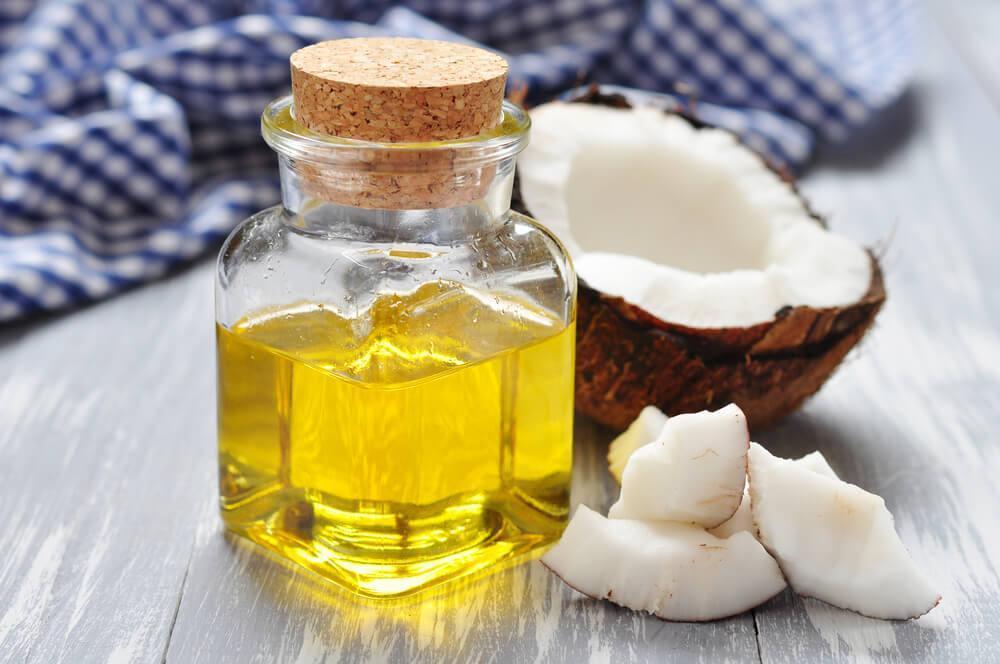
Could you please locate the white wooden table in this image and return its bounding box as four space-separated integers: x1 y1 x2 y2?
2 7 1000 662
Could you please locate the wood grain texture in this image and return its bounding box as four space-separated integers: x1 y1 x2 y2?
2 9 1000 664
935 0 1000 114
0 267 217 664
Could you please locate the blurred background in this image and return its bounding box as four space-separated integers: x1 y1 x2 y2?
0 0 920 322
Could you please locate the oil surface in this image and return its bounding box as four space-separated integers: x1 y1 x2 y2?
217 282 574 597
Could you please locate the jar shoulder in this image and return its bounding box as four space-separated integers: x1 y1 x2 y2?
474 211 576 310
505 210 576 282
217 205 286 274
216 208 576 328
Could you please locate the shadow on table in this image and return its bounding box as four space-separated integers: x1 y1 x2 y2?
757 407 888 485
814 87 922 171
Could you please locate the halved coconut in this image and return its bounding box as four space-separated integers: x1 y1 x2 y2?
541 505 786 621
747 443 940 619
515 88 885 431
608 404 749 527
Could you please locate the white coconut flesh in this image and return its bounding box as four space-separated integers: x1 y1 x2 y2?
608 404 749 527
607 405 669 482
710 449 839 539
606 405 840 538
793 450 839 478
609 405 838 486
541 505 787 622
549 403 938 620
518 102 873 328
748 443 940 619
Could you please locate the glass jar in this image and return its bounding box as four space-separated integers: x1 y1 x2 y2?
215 95 576 598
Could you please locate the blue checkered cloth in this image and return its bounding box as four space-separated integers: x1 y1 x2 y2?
0 0 916 322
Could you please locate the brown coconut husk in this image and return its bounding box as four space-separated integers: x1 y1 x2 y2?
512 86 886 431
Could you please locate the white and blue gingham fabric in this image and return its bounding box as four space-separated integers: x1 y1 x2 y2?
0 0 916 322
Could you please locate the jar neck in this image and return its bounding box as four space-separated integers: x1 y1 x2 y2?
261 95 530 243
277 155 517 243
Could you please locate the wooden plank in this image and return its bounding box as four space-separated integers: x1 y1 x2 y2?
935 0 1000 112
752 19 1000 664
164 415 761 663
0 264 217 663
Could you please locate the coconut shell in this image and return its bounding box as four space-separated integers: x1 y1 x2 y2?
513 86 886 431
570 261 884 431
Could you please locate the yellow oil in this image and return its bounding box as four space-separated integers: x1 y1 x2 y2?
216 281 574 598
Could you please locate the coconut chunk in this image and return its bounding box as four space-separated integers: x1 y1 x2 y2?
706 491 754 540
541 505 786 621
795 450 838 479
608 404 748 527
518 102 872 329
607 405 668 482
709 449 838 539
747 443 940 619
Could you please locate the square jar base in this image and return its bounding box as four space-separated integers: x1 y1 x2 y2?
221 486 568 598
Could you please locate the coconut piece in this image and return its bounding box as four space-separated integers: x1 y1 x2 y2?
607 406 838 486
709 449 838 539
608 404 748 528
795 450 838 478
747 443 940 619
541 505 786 621
707 491 754 540
607 405 668 483
513 87 885 431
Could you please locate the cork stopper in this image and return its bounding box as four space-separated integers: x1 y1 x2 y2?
290 38 508 143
